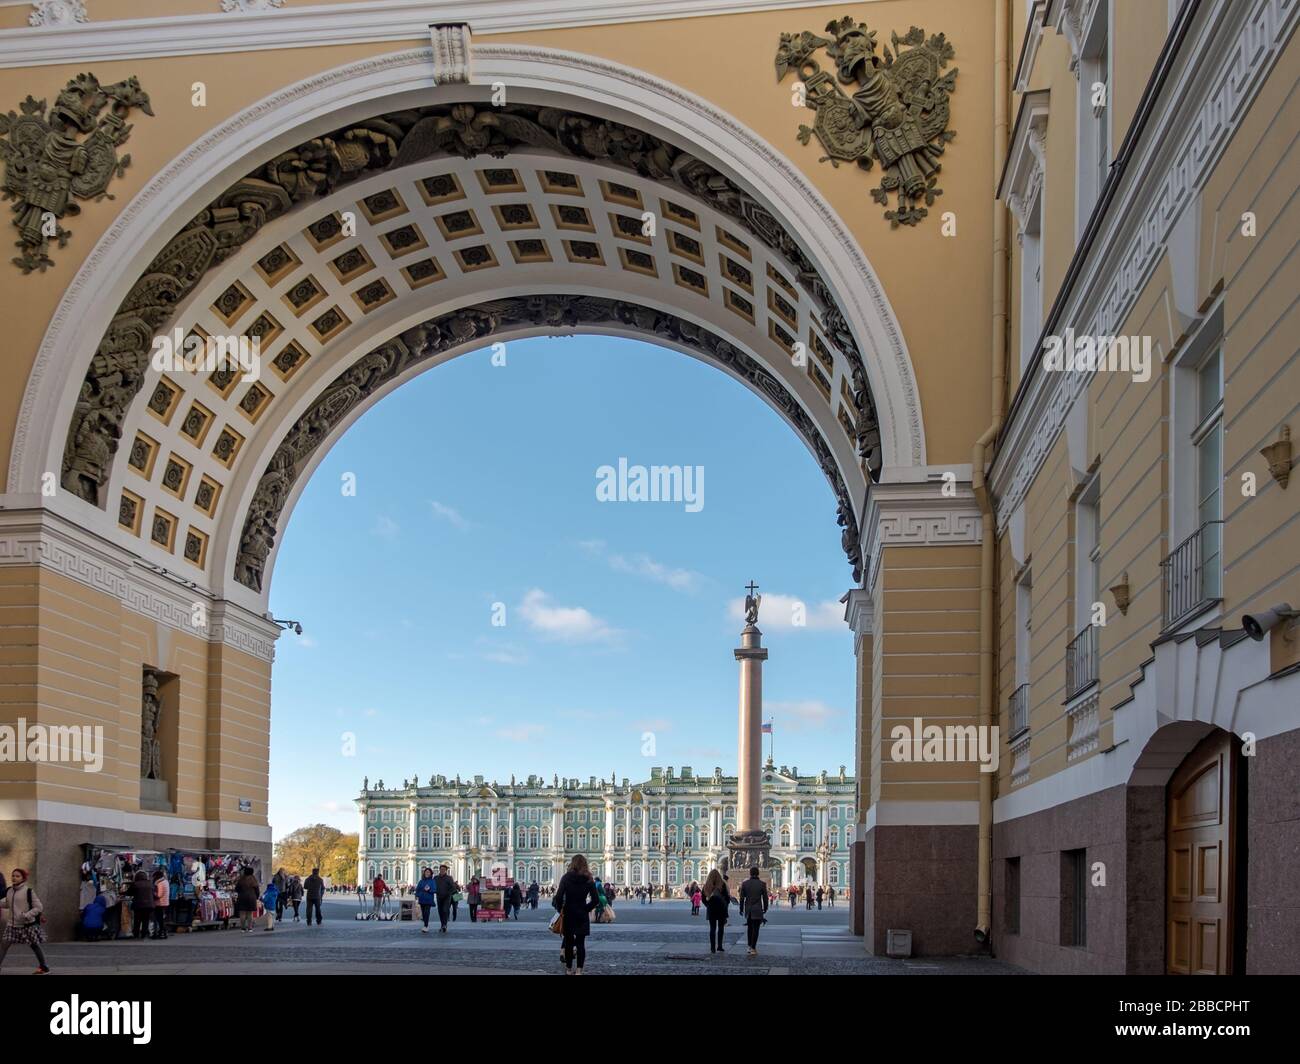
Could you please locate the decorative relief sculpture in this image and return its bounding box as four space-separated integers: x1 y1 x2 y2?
60 101 884 513
234 295 863 591
777 17 957 227
1 73 153 272
141 667 162 780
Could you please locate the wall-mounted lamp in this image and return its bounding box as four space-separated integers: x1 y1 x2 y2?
1260 425 1292 489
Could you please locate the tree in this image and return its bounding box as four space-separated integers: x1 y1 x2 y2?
273 824 358 885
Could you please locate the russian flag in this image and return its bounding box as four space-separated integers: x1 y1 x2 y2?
760 721 773 734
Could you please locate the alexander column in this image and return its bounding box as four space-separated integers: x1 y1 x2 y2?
727 581 772 887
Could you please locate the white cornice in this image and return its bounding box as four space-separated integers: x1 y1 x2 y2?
0 507 280 661
0 0 879 67
991 0 1298 532
1013 0 1048 94
999 90 1049 240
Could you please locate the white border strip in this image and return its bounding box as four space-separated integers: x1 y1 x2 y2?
0 0 882 67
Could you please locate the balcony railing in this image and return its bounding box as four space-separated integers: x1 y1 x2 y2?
1161 520 1223 629
1008 683 1030 739
1065 624 1099 700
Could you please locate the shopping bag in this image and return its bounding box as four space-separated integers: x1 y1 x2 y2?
548 910 564 935
263 910 274 930
602 905 616 924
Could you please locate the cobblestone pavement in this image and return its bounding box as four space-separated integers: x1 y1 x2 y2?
9 898 1023 975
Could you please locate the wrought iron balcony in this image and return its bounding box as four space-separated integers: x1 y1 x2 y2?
1008 683 1030 739
1065 623 1099 700
1161 521 1223 629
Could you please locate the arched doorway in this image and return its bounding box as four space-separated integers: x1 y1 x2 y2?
1166 729 1245 975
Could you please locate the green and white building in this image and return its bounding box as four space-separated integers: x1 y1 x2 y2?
357 763 855 889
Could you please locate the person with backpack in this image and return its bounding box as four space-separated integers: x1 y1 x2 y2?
702 869 731 953
303 867 325 926
0 868 50 973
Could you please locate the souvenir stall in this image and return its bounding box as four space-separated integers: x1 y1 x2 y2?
78 845 167 939
477 865 513 923
166 850 264 932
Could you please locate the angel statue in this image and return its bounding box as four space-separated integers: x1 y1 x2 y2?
744 581 762 626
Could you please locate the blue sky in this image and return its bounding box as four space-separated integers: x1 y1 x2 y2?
267 335 856 838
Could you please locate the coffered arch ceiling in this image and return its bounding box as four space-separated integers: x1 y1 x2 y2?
20 50 925 609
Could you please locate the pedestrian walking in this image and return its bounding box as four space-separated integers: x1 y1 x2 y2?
788 885 797 910
0 868 50 974
304 867 324 926
702 869 731 954
467 876 482 921
415 867 438 933
528 881 539 909
827 885 836 909
151 868 169 939
371 872 387 916
288 875 303 921
272 867 289 922
691 885 703 916
816 886 824 910
738 866 769 956
234 865 260 932
509 880 523 919
806 886 814 910
554 854 598 976
433 863 458 932
129 870 154 939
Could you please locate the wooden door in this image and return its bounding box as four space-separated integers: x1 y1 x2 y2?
1166 730 1237 975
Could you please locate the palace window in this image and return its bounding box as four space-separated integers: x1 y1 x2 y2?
460 828 470 846
616 828 626 847
565 829 575 849
650 828 661 848
780 827 791 847
667 827 678 847
517 827 527 848
590 829 601 848
724 805 735 819
700 828 709 846
801 825 815 848
1074 3 1111 235
530 828 539 848
498 827 508 849
683 826 694 847
829 826 840 848
631 861 642 883
542 830 551 847
419 827 428 847
381 829 390 849
394 831 403 848
367 829 376 849
632 829 642 847
1167 309 1224 628
829 863 840 885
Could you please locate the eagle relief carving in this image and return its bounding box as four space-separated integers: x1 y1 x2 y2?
776 17 958 227
0 73 154 273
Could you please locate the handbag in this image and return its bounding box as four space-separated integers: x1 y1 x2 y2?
548 910 564 935
452 892 464 903
599 905 617 925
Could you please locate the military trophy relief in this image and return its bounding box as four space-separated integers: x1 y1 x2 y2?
777 17 958 228
0 73 154 273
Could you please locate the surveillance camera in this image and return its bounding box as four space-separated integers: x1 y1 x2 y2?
293 622 303 636
1242 602 1297 641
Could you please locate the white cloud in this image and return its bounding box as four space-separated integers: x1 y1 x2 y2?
429 500 471 531
372 515 400 541
727 593 843 631
633 717 674 733
518 588 619 644
766 699 842 732
296 634 317 649
496 723 546 743
579 540 702 593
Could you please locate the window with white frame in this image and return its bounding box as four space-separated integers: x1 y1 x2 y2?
1019 189 1043 372
1193 347 1224 597
1076 4 1111 234
1074 474 1101 631
1016 568 1033 691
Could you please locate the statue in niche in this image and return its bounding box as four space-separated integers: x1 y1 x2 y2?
140 668 162 780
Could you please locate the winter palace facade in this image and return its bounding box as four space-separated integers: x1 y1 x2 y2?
356 765 855 889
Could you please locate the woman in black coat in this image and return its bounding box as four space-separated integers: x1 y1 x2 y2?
129 871 154 940
702 869 731 954
234 866 260 932
553 854 598 975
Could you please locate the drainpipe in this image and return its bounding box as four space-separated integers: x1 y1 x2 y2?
973 0 1011 946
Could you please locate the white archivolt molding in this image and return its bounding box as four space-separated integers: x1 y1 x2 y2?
8 44 925 509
